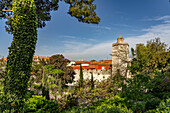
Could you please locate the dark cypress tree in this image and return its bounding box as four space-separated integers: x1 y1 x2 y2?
90 72 94 89
42 66 50 100
79 64 83 88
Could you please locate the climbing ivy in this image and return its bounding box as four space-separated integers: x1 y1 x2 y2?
3 0 37 112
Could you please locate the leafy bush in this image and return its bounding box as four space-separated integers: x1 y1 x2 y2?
89 95 125 109
31 84 42 90
58 93 78 112
23 95 58 113
145 97 161 110
155 98 170 113
149 70 170 100
145 98 170 113
132 102 146 113
63 95 132 113
63 103 132 113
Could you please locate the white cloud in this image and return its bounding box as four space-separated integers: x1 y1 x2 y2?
63 19 170 60
63 41 92 53
155 15 170 21
90 25 112 30
59 35 77 39
63 41 112 60
145 15 170 23
35 45 63 56
35 15 170 60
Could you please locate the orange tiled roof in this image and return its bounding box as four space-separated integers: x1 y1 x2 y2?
72 66 95 70
0 57 7 62
0 56 50 62
90 60 112 65
33 56 50 59
71 60 91 64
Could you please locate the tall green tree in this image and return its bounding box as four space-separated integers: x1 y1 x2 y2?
42 66 50 100
79 64 83 88
129 38 170 76
2 0 37 112
46 65 63 98
48 54 75 86
90 72 94 89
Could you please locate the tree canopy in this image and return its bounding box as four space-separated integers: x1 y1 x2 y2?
129 38 170 76
0 0 100 33
48 54 75 85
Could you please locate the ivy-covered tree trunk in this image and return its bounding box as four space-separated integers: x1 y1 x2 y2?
42 66 50 100
3 0 37 111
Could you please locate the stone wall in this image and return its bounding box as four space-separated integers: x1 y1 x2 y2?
73 69 111 83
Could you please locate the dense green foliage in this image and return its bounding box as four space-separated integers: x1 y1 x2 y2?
148 69 170 100
0 61 5 93
23 95 59 113
146 98 170 113
90 72 94 89
2 0 37 112
48 54 75 86
0 0 100 33
63 96 132 113
79 64 84 88
121 38 170 112
121 74 151 102
155 98 170 113
0 0 59 31
129 38 170 76
64 0 100 24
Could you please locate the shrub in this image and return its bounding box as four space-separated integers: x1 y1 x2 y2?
63 95 132 113
132 102 146 113
23 95 59 113
63 103 132 113
149 71 170 100
145 97 161 110
58 93 78 112
145 98 170 113
155 98 170 113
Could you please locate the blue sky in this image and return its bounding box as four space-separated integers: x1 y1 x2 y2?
0 0 170 60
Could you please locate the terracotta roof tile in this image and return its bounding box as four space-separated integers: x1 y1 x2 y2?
72 61 91 64
72 66 95 70
90 60 112 65
33 56 50 59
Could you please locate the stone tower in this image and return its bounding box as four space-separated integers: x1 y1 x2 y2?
112 36 129 76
